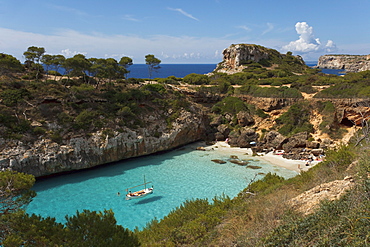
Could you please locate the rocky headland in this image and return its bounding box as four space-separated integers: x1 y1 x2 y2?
317 54 370 72
215 43 304 74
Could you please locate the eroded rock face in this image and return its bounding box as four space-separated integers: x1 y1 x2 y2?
317 55 370 72
243 96 301 112
237 111 255 126
0 110 207 177
221 44 271 71
216 43 304 74
281 132 308 151
262 131 285 149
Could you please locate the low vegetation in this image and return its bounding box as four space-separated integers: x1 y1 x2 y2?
1 45 370 245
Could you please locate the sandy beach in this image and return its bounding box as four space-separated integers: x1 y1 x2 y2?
204 141 319 173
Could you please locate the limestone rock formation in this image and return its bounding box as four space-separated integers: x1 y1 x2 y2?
237 111 255 126
219 44 271 73
290 176 355 215
0 110 207 177
215 44 304 74
317 54 370 72
228 127 259 148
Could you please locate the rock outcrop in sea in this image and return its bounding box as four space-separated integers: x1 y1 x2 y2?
317 54 370 72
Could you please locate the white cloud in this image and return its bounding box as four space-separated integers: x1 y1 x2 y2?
50 4 88 17
168 8 199 21
262 23 274 35
61 49 86 57
122 14 140 22
0 27 230 63
282 22 337 54
237 25 252 32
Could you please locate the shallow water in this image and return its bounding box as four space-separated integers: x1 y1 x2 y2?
26 142 297 230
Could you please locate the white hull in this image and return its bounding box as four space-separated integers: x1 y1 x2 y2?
126 187 153 200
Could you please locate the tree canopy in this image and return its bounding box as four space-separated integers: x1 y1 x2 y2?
0 53 24 76
145 54 161 79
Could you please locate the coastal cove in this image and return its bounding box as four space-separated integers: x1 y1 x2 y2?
26 142 298 230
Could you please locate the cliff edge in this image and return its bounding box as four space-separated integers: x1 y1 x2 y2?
215 44 305 74
317 54 370 72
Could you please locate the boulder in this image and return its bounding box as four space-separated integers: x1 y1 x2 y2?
211 159 226 164
215 132 226 142
311 149 324 156
229 128 259 148
237 111 254 126
229 159 249 166
281 132 308 152
306 141 320 149
217 124 231 137
263 131 285 149
210 115 223 126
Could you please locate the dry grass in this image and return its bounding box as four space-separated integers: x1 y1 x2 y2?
207 187 299 246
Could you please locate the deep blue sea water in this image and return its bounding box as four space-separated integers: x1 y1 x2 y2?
47 62 343 79
306 62 345 75
127 64 216 79
26 142 297 230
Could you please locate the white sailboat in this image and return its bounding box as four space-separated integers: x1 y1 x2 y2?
125 176 154 200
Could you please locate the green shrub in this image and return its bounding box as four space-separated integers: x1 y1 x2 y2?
0 88 30 106
58 112 73 126
183 73 210 85
212 96 248 115
324 144 356 171
141 83 167 94
138 196 231 246
241 173 285 195
276 101 314 136
33 127 46 135
117 106 135 118
50 131 63 144
74 110 97 130
237 85 303 98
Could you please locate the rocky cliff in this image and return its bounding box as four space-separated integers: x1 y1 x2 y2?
0 109 207 177
317 54 370 72
215 44 304 74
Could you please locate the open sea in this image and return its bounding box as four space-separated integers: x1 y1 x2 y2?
48 62 343 79
126 62 343 78
26 142 297 230
127 64 216 79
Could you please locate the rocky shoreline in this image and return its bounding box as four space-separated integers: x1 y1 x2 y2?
199 141 321 173
317 54 370 72
0 110 207 177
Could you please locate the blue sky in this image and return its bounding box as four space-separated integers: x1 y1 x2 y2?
1 0 369 64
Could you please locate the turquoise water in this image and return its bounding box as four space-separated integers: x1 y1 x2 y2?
26 142 297 230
